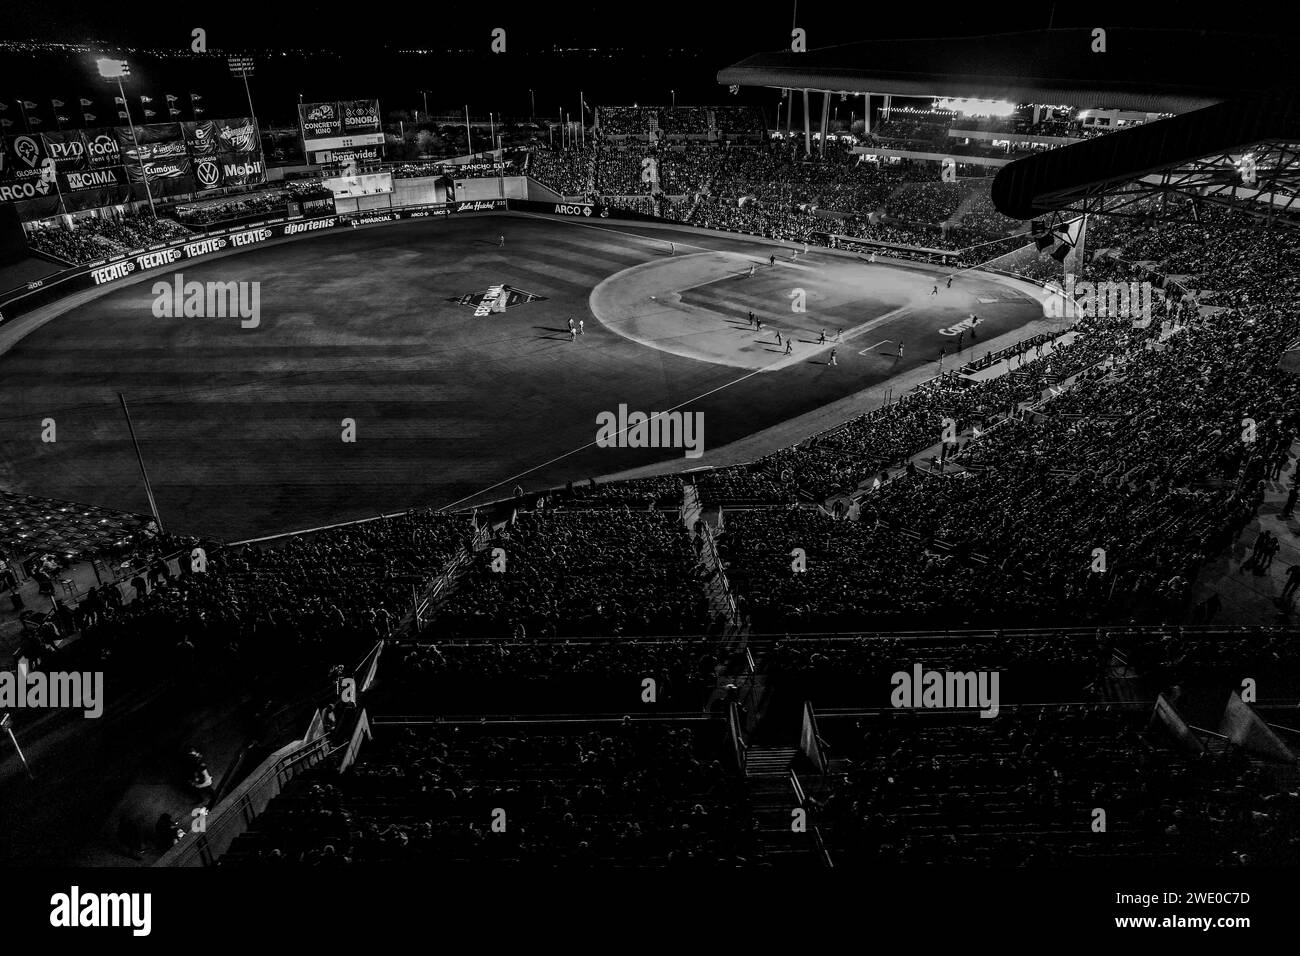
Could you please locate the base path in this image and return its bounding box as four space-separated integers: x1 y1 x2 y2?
591 248 1043 371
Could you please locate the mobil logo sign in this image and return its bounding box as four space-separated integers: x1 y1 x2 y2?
221 158 263 181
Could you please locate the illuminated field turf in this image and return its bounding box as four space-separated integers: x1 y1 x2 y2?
0 213 1045 539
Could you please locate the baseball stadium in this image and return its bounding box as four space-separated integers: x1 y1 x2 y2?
0 12 1299 910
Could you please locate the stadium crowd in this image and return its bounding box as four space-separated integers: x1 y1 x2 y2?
715 198 1299 630
225 722 759 866
26 213 191 264
819 708 1300 865
32 512 473 681
435 510 711 639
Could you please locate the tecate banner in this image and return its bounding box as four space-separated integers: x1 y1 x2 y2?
0 216 348 322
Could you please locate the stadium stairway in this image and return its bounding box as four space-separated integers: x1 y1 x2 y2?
744 746 797 778
746 764 825 866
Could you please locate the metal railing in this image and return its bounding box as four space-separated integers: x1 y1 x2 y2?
156 713 333 867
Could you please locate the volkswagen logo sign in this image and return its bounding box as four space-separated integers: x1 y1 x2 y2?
196 160 220 189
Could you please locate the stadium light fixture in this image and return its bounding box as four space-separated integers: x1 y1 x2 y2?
96 57 156 217
96 57 128 78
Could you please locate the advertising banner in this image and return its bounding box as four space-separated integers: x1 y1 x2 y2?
341 100 381 134
134 122 185 145
215 153 266 186
0 136 59 203
115 123 185 163
1 134 48 182
450 198 508 213
299 102 343 140
182 121 219 158
126 156 192 182
40 131 90 172
193 156 223 191
213 117 259 154
506 198 661 222
1 214 349 321
83 128 124 169
310 144 384 165
60 165 128 192
3 118 259 206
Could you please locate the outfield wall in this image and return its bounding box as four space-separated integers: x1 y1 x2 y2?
0 194 663 324
0 189 1036 329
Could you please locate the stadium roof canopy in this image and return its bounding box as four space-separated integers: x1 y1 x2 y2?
991 92 1300 222
717 28 1298 114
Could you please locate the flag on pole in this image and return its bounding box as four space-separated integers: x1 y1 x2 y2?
29 117 42 125
22 101 37 110
57 115 70 124
165 93 177 102
114 96 126 105
51 98 65 108
168 108 180 116
143 109 156 117
190 92 203 100
117 111 129 119
140 95 153 104
0 119 12 128
83 113 96 122
79 98 92 106
0 102 7 110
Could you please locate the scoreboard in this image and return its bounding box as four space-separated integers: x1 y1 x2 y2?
299 100 385 165
322 171 393 197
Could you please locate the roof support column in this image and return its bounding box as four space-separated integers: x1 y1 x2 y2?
864 93 871 134
803 89 812 156
819 91 831 157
